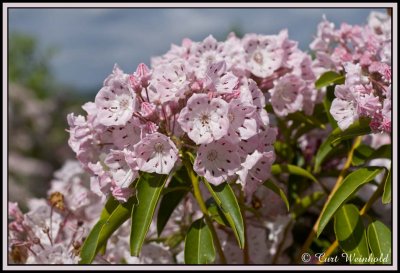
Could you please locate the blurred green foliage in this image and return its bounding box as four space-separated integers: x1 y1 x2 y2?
9 32 58 99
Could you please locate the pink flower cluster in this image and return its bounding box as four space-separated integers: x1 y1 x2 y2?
8 161 101 264
68 30 321 201
310 13 392 132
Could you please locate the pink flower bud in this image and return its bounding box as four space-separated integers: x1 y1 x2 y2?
135 63 151 88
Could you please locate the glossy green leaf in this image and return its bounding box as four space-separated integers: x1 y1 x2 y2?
352 145 375 166
370 144 391 161
157 168 190 236
206 198 230 227
184 219 215 264
330 118 372 146
272 164 319 185
317 167 384 237
130 173 168 256
263 180 290 211
315 71 345 89
382 168 392 204
100 196 120 220
291 191 325 219
79 219 107 264
204 181 245 249
314 119 370 173
334 204 370 264
323 85 338 129
157 189 188 236
367 221 392 264
98 196 119 254
97 196 136 252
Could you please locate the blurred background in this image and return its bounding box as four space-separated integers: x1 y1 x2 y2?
8 8 385 209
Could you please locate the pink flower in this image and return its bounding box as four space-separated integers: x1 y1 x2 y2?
133 133 179 175
151 60 191 103
204 61 239 94
95 65 137 126
243 33 284 78
270 74 305 117
108 117 142 149
177 94 230 145
189 35 224 78
194 138 241 185
330 85 359 130
236 150 275 197
227 99 257 143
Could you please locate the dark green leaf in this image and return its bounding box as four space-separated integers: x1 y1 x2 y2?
79 219 107 264
157 168 190 236
263 180 290 211
206 198 230 227
315 71 345 89
314 119 371 173
97 196 136 252
334 204 370 264
204 181 245 249
352 145 375 166
367 221 392 264
323 85 338 129
370 144 391 161
184 219 215 264
98 196 119 254
317 167 384 237
382 168 392 204
330 118 371 146
130 173 168 256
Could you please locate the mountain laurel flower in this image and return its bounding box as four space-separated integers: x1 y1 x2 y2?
194 138 241 185
133 133 179 175
177 94 230 145
95 65 137 126
237 150 276 197
270 74 305 117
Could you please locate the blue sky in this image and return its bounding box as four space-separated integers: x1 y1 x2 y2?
9 8 385 91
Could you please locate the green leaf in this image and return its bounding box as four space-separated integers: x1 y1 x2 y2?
352 144 375 166
263 180 290 211
184 218 216 264
79 219 107 264
370 144 391 161
291 191 325 219
157 189 188 235
97 196 137 252
382 168 392 204
206 198 230 227
315 71 345 89
317 167 384 237
314 119 371 173
367 221 392 264
287 111 326 129
272 164 319 185
323 85 338 129
330 118 372 146
100 196 120 220
130 173 168 256
157 168 190 236
204 181 245 249
334 204 370 264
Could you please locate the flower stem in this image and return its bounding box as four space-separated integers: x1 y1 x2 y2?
297 136 362 263
183 157 227 264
